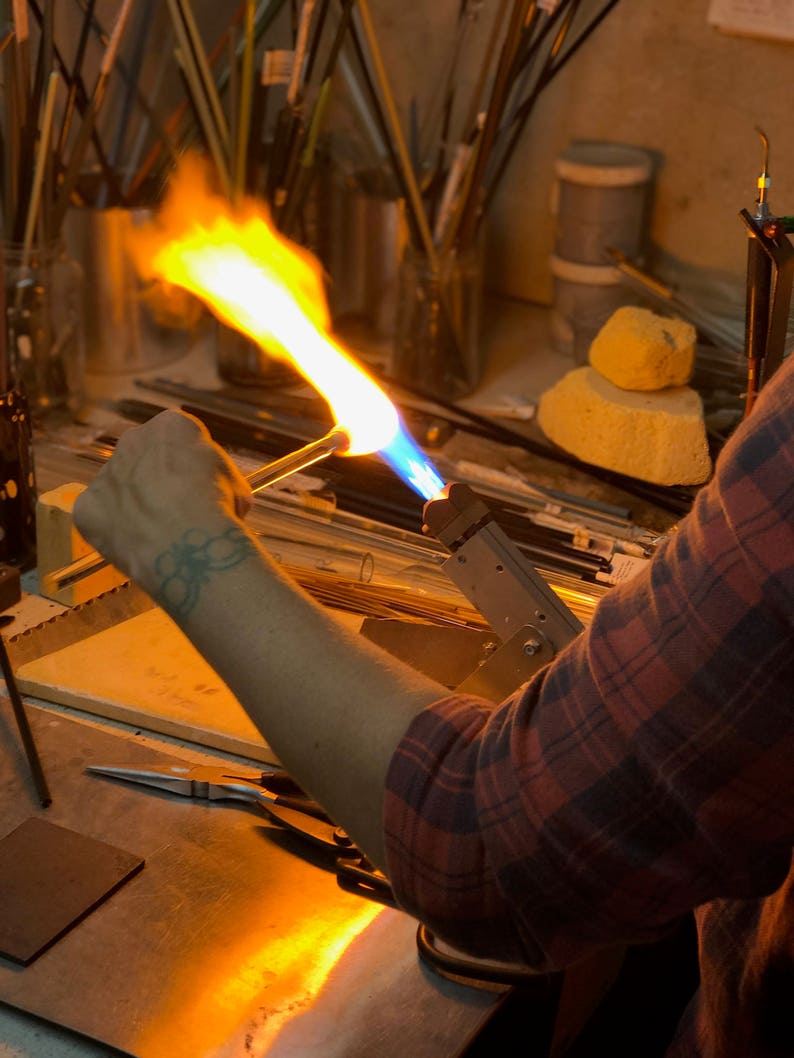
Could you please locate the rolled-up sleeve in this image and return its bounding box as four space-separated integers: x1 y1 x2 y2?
384 355 794 972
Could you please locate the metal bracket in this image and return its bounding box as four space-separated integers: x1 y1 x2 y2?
423 483 584 696
455 623 556 701
739 208 794 397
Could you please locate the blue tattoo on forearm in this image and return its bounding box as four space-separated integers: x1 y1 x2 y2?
154 527 254 618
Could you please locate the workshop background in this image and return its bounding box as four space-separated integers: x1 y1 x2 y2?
0 2 789 1055
59 0 794 309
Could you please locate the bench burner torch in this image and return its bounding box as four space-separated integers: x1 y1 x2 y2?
422 482 584 701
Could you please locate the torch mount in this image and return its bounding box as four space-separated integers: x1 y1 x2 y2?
422 482 584 700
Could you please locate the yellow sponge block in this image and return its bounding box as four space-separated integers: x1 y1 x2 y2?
538 366 712 486
589 305 696 390
36 482 127 605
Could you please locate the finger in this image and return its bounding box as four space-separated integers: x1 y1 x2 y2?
72 485 110 555
164 408 211 439
235 491 254 519
226 458 254 519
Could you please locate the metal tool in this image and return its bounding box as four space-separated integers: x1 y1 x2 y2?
423 481 583 699
42 425 351 595
86 760 392 902
605 245 744 355
742 128 774 416
740 128 794 417
0 622 51 808
89 761 320 811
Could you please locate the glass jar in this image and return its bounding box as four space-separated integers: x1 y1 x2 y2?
391 241 484 400
216 322 301 388
62 207 198 375
4 241 85 417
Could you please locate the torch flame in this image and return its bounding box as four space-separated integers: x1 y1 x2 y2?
130 157 397 456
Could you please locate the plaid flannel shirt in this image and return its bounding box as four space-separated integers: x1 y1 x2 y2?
384 353 794 1058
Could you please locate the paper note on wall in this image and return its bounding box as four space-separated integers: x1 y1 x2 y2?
708 0 794 42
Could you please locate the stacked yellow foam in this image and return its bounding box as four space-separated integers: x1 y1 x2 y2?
538 306 712 486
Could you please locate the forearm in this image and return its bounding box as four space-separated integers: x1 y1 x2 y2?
71 410 447 869
150 511 447 869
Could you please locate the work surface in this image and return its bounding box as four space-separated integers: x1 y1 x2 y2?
0 706 503 1058
0 302 680 1055
0 316 530 1058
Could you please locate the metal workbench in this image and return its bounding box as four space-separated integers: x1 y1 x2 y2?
0 303 635 1056
0 701 510 1058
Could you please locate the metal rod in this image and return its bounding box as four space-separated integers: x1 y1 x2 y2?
50 0 136 233
354 0 437 263
483 0 620 210
605 246 744 354
175 0 230 151
42 427 352 595
56 0 96 156
28 0 127 208
454 0 531 250
0 628 52 807
233 0 256 199
168 0 232 195
743 128 774 417
21 70 59 267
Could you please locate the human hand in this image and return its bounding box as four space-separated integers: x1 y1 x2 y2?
73 410 253 603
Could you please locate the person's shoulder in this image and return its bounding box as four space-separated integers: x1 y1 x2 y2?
722 355 793 466
758 353 794 416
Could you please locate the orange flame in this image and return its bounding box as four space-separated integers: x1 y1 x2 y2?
130 157 398 456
